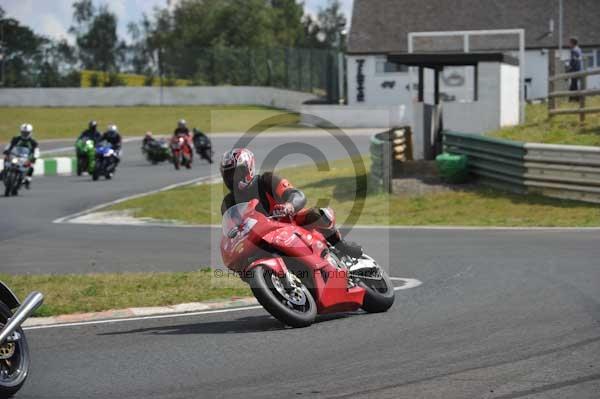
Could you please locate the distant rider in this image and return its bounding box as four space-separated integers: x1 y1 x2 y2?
193 128 212 163
142 131 157 149
3 123 39 189
101 124 122 164
173 119 192 138
173 119 193 161
78 120 102 144
219 148 363 258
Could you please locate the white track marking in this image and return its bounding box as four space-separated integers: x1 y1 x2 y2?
23 276 421 330
390 277 423 291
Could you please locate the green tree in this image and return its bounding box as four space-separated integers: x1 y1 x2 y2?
270 0 305 47
0 6 46 86
316 0 347 50
70 1 125 73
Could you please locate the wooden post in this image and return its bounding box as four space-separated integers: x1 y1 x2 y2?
548 49 556 118
579 75 587 126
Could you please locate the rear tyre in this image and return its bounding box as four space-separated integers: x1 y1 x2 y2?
249 265 316 328
356 267 395 313
0 302 30 397
173 156 180 170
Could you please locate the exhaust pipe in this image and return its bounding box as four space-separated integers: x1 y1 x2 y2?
0 292 44 344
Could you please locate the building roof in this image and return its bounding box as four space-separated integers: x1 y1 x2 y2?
348 0 600 54
387 52 519 67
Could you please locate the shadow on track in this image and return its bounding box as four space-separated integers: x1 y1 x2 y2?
99 312 363 337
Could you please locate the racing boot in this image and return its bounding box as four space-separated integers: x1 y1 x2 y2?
24 176 31 190
333 237 363 259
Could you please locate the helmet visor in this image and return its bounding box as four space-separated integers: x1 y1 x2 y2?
222 165 251 191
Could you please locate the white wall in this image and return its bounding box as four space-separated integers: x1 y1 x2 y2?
440 62 503 134
347 55 412 107
500 64 520 127
300 104 406 128
0 86 316 111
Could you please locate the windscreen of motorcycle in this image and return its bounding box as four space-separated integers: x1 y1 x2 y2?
11 146 31 159
222 202 257 238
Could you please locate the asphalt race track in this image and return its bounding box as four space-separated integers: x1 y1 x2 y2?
19 229 600 398
2 131 599 398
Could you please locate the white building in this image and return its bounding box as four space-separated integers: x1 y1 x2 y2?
347 0 600 107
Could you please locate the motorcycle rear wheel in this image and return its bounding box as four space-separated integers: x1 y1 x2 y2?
249 265 316 328
0 302 30 397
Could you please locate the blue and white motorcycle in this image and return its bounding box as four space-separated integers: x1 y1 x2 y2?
92 141 119 181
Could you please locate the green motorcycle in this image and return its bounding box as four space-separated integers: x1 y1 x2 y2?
75 138 96 176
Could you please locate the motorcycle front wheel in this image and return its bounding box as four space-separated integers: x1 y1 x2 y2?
354 262 395 313
249 265 316 328
92 163 101 181
4 171 17 197
4 177 12 197
0 302 30 397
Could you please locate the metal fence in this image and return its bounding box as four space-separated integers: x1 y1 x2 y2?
1 47 342 102
444 131 600 204
548 49 600 125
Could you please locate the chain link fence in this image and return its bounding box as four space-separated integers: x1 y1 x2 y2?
2 47 342 103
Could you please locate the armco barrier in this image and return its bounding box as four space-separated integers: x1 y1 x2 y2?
444 131 600 204
0 158 77 176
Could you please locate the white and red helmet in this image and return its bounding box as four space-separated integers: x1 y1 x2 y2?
220 148 256 191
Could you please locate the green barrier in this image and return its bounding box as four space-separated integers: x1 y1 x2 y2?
44 159 58 176
436 152 469 184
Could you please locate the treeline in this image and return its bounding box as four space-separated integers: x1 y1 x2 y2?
0 0 347 90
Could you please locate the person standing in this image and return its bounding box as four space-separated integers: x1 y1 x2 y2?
568 37 583 101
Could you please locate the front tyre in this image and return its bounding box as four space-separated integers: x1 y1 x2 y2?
249 265 316 328
354 262 395 313
4 171 16 197
0 302 30 397
76 159 83 176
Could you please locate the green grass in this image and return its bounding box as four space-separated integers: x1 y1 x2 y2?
1 269 251 317
0 105 302 143
489 96 600 146
110 156 600 227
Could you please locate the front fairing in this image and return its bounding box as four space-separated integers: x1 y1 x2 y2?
220 201 327 272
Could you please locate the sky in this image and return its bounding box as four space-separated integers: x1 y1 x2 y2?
1 0 354 44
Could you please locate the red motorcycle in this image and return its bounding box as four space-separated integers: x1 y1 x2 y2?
220 199 395 328
170 135 193 170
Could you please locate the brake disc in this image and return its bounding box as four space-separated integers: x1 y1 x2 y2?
271 275 307 306
0 343 15 360
0 324 15 360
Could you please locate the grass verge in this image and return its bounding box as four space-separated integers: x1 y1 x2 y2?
110 156 600 227
488 97 600 146
1 269 250 317
0 105 302 143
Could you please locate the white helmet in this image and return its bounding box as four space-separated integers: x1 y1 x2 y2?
108 124 118 133
20 123 33 139
178 119 187 128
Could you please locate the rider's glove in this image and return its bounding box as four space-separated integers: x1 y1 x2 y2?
273 202 295 217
